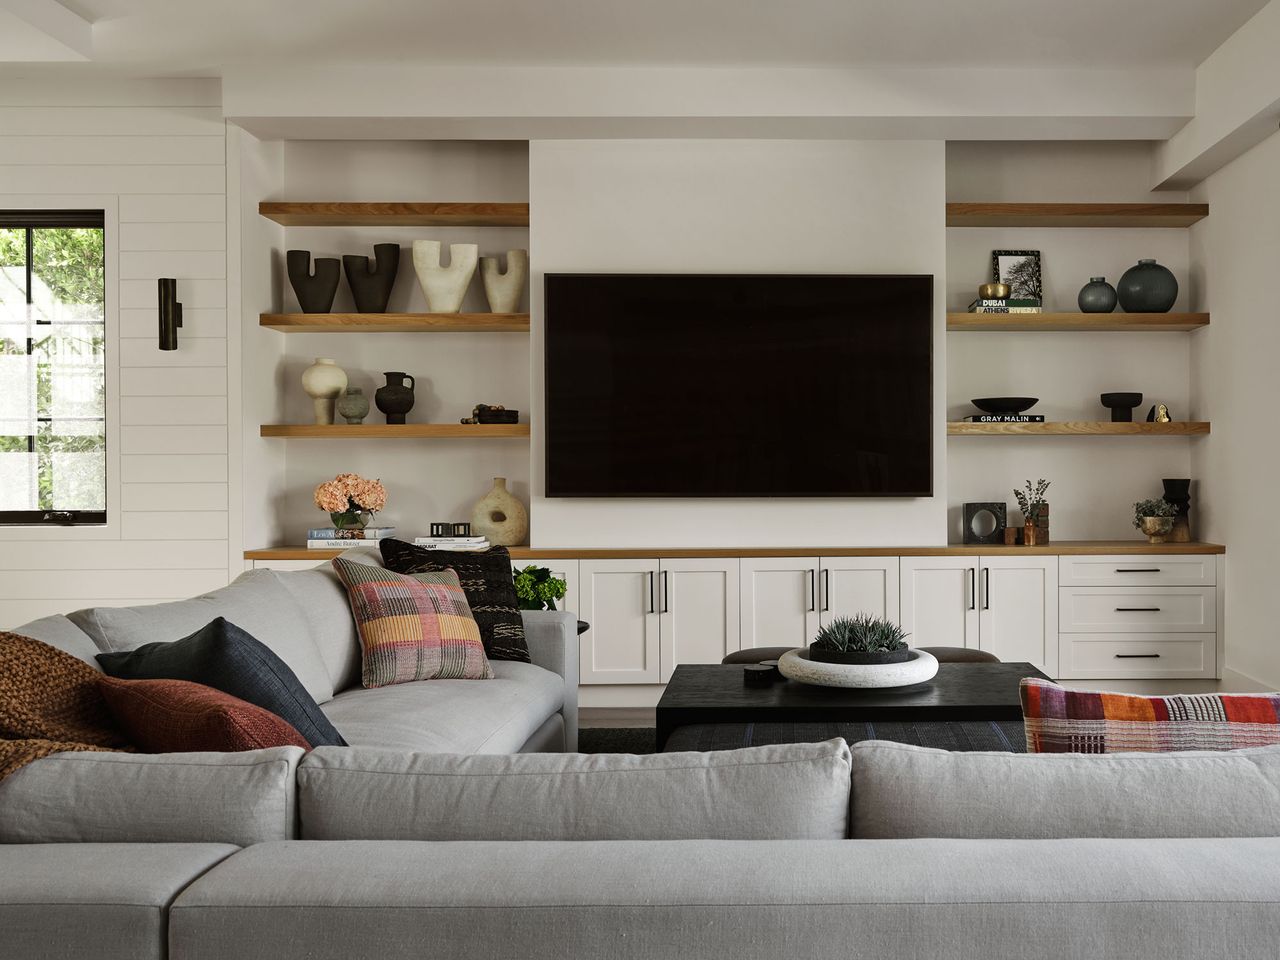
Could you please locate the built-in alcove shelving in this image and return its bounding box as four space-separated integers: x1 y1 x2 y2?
260 424 530 439
948 421 1209 437
260 312 530 333
947 312 1208 332
945 202 1208 228
258 201 529 227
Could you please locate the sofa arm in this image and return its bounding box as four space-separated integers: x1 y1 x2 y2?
521 610 579 751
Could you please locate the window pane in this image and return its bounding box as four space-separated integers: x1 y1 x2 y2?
0 351 34 426
33 325 105 420
38 421 105 511
0 228 25 322
31 227 104 322
0 447 37 511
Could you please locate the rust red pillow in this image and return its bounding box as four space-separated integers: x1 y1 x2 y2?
98 676 310 753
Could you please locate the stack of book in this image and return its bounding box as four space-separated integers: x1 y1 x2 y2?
411 535 491 551
967 297 1043 314
306 527 397 549
965 414 1045 423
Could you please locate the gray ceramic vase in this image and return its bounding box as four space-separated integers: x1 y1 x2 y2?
1117 259 1178 313
336 387 370 425
1077 277 1117 313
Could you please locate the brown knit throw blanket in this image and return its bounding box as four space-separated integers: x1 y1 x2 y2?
0 630 131 782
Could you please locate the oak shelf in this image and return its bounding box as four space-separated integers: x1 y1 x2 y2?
948 421 1210 437
947 312 1209 332
260 423 530 439
258 201 530 227
945 202 1208 228
260 312 530 333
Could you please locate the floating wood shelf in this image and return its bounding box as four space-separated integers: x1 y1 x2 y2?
945 203 1208 228
260 423 530 439
258 202 529 227
947 312 1209 332
948 421 1210 437
260 313 530 333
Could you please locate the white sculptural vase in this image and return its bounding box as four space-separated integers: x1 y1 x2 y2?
480 249 528 313
412 240 478 313
470 477 528 547
300 358 347 426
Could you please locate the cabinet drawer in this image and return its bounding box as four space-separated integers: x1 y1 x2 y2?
1058 634 1217 680
1058 555 1215 587
1058 587 1215 633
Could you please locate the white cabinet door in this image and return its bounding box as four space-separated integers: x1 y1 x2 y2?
820 558 899 624
512 556 579 616
899 557 979 650
978 556 1058 675
658 558 740 682
739 557 820 652
578 559 660 685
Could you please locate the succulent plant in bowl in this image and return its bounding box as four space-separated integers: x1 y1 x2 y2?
809 613 911 665
1133 497 1178 543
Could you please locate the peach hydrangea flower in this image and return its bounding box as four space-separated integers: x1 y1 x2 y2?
313 474 387 515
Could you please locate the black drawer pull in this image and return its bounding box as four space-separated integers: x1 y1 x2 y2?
1115 653 1161 659
1116 607 1161 612
1115 568 1161 573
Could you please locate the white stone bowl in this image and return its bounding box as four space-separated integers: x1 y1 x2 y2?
777 647 939 689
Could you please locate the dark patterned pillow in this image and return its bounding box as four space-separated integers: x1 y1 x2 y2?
379 540 529 662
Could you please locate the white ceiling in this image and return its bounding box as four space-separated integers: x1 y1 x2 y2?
13 0 1270 73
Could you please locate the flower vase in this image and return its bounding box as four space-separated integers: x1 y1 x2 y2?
1023 522 1042 547
330 510 371 531
301 358 347 425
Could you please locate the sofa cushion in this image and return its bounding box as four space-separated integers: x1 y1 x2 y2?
331 558 493 686
380 540 530 662
851 740 1280 839
68 569 334 703
169 838 1280 960
269 566 364 692
320 660 560 754
299 739 851 841
0 746 302 845
95 617 344 747
2 842 237 960
1022 677 1280 752
12 615 101 668
98 677 312 753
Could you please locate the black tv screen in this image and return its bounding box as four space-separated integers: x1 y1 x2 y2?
544 273 933 497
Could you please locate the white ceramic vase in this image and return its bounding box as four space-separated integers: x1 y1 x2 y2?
470 477 528 547
412 240 478 313
480 249 528 313
300 358 347 425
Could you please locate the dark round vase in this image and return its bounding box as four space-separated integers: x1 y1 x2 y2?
1077 276 1117 313
808 647 911 665
343 243 401 314
286 250 340 314
375 371 416 425
1117 259 1178 313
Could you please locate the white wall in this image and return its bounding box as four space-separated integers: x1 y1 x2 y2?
529 139 947 548
1189 130 1280 688
946 142 1196 541
0 78 234 626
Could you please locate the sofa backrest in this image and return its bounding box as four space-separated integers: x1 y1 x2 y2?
298 740 852 841
851 740 1280 839
11 614 101 669
266 565 365 693
0 747 303 845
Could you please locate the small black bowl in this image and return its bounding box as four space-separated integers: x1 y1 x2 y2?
1100 392 1143 422
971 397 1039 415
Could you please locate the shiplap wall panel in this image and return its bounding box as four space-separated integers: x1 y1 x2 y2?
0 84 234 627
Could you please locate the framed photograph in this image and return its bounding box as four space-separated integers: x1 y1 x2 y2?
991 250 1042 302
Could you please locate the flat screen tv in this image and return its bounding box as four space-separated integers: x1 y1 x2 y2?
544 273 933 498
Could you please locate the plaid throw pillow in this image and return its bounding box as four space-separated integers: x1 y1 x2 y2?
379 540 530 663
1022 678 1280 753
332 558 493 688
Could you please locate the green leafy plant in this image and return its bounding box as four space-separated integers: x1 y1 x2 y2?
810 613 909 654
1133 498 1177 529
1013 478 1051 523
513 565 568 611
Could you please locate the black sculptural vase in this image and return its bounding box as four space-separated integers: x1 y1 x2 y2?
343 243 401 313
1162 478 1192 543
1100 392 1143 422
287 250 340 313
375 371 416 425
1117 259 1178 313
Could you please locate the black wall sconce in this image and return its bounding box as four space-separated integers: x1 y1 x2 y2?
158 278 183 351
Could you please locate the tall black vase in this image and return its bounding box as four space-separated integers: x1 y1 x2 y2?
287 251 340 314
1162 478 1192 542
343 243 400 313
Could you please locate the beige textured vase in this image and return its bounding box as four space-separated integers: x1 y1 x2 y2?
480 249 528 313
300 358 347 425
470 477 528 547
412 240 478 313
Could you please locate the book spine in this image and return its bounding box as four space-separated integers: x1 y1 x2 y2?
306 528 396 540
411 541 490 550
307 539 387 549
967 415 1045 423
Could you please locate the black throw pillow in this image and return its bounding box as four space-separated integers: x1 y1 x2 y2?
96 617 346 747
379 540 530 662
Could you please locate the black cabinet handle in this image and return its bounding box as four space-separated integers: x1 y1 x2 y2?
1115 653 1161 659
967 568 975 610
821 568 830 612
981 567 990 610
647 571 654 614
661 570 669 614
1116 607 1161 612
807 569 816 612
1115 568 1161 573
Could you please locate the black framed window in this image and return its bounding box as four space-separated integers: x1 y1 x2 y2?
0 211 106 525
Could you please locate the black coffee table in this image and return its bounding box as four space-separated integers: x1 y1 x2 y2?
655 661 1049 750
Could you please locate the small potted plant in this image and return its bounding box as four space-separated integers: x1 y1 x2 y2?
1133 497 1178 544
1013 478 1051 546
513 565 568 611
809 613 910 665
314 473 387 532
